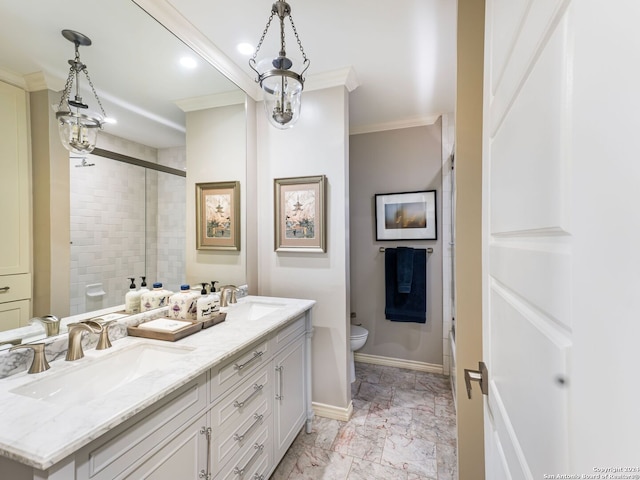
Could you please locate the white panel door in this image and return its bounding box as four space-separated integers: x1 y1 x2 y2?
483 0 640 477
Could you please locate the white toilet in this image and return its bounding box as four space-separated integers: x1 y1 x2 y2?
349 325 369 383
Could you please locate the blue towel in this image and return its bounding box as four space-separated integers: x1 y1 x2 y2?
384 247 427 323
396 247 414 293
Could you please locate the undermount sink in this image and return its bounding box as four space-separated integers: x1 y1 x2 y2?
226 301 286 321
10 342 194 404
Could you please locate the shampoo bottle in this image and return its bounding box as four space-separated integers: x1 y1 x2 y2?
125 278 140 314
197 283 213 322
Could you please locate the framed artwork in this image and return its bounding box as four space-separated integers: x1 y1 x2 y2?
195 181 240 250
274 175 326 252
375 190 437 241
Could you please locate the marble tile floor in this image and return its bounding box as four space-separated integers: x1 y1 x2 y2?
272 362 457 480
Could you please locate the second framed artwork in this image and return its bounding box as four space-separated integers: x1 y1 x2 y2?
195 181 240 250
375 190 437 241
274 175 327 252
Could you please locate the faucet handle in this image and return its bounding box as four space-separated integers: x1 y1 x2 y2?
10 343 50 374
91 319 115 350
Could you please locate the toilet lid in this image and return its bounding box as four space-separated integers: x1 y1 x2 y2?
351 325 368 338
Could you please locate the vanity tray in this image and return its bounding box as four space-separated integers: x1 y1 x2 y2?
127 318 202 342
202 311 226 329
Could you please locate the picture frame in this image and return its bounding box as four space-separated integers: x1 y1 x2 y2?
375 190 437 241
195 181 240 250
274 175 327 252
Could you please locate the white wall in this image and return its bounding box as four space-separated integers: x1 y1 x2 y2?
185 103 247 289
256 86 351 412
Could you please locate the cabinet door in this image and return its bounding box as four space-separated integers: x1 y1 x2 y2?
124 413 209 480
0 81 30 276
273 336 306 462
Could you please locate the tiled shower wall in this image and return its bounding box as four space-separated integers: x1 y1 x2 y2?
69 142 186 315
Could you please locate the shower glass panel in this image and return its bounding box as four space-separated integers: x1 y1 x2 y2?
69 153 186 316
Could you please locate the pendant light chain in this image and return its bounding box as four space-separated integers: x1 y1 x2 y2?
58 64 77 112
250 11 276 65
82 66 107 118
288 13 308 64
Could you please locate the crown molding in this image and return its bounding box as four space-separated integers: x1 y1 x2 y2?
175 90 247 112
0 68 26 90
305 67 360 93
350 114 442 136
132 0 260 100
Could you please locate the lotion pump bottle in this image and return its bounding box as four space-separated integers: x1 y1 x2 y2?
125 278 141 314
209 280 221 313
197 283 213 322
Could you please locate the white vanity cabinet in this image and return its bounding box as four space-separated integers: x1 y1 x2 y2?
0 80 31 332
0 304 314 480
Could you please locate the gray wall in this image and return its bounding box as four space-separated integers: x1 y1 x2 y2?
349 123 443 366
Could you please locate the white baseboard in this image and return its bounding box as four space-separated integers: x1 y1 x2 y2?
354 352 444 375
312 401 353 422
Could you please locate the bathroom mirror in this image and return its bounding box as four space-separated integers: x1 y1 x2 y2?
0 0 247 344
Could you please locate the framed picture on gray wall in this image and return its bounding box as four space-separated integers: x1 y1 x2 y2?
375 190 437 241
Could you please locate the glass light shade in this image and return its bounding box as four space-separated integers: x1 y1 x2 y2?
56 111 103 154
260 71 303 129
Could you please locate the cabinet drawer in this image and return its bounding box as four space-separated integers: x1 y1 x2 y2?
211 389 270 472
0 273 31 304
216 424 272 480
210 365 272 433
76 373 207 480
211 340 270 402
273 314 305 350
0 299 30 332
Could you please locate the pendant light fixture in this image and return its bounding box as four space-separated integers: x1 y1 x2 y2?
56 29 108 154
249 0 310 129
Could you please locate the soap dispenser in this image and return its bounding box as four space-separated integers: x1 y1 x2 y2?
125 278 140 314
197 283 213 323
209 281 221 313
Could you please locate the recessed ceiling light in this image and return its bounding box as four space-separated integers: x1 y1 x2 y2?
180 57 197 69
237 43 254 56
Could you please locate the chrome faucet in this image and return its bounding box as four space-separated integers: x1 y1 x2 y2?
219 285 239 307
66 322 102 361
30 315 61 337
10 343 50 374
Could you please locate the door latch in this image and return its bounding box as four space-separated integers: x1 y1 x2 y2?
464 361 488 399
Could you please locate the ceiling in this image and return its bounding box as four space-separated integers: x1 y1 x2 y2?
0 0 457 148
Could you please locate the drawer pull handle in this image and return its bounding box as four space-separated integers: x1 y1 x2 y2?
0 286 9 293
233 443 264 476
234 350 264 371
233 413 264 442
233 383 263 408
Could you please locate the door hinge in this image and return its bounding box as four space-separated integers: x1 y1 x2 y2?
464 361 488 399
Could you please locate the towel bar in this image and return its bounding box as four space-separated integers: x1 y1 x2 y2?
379 247 433 254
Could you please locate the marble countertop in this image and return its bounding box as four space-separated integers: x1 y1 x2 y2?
0 296 315 470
